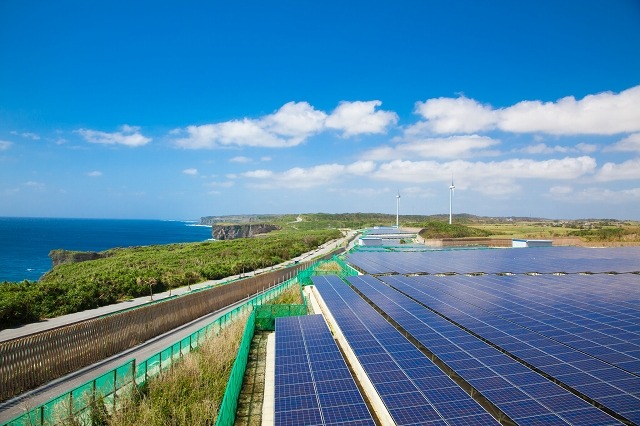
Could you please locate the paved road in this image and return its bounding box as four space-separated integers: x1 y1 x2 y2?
0 296 250 423
0 231 356 343
0 231 357 423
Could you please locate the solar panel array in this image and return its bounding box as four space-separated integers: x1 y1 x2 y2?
380 274 640 424
347 246 640 275
274 315 375 426
408 273 640 374
347 275 623 425
313 275 500 426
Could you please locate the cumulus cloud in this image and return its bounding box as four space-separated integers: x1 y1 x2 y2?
371 156 597 183
75 125 151 147
325 100 398 137
594 158 640 182
182 168 198 175
362 135 500 160
0 140 12 151
174 102 326 149
415 85 640 135
604 133 640 152
173 100 397 149
242 161 376 189
414 97 496 134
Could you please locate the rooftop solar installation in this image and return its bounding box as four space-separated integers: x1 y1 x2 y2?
274 315 375 426
313 275 500 426
346 246 640 275
346 275 622 426
381 274 640 425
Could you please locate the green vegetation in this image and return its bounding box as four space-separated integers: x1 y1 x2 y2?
0 229 340 328
267 284 304 305
107 313 247 425
417 222 493 239
567 226 640 242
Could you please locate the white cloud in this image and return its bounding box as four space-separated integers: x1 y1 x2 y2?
414 96 496 134
371 156 597 183
363 135 500 160
549 185 573 196
182 168 198 175
520 143 570 154
325 100 398 137
207 180 234 188
174 102 326 149
75 125 151 147
604 133 640 152
260 101 327 137
0 141 12 151
86 171 103 177
576 143 597 153
230 156 252 163
242 161 374 189
594 158 640 182
173 100 398 149
10 131 40 140
415 85 640 135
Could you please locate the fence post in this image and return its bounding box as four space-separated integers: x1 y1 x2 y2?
113 368 117 409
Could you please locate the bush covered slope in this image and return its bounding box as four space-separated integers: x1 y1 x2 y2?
0 229 340 328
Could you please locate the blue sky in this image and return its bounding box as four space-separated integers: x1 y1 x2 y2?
1 1 639 220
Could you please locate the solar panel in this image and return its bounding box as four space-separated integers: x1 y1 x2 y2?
381 274 640 425
313 275 499 425
274 315 375 426
346 246 640 275
346 275 622 426
405 273 640 374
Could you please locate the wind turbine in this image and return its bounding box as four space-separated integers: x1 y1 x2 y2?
449 177 455 225
396 190 401 228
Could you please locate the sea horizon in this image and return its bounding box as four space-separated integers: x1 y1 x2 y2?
0 217 213 283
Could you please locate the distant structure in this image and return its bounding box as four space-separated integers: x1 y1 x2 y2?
449 177 455 225
396 190 401 228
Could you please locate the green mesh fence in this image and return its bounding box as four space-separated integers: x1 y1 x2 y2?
3 264 315 426
4 360 135 426
214 310 256 426
254 304 308 331
297 255 359 285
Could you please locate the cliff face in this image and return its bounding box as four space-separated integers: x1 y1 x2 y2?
49 249 107 268
212 223 280 240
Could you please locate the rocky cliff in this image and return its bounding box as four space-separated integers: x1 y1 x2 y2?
212 223 280 240
49 249 108 267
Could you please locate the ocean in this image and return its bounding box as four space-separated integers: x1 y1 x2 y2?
0 217 213 283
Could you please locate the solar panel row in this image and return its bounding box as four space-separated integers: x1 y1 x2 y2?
381 274 640 425
274 315 375 426
410 274 640 375
313 275 500 426
347 247 640 275
346 275 621 426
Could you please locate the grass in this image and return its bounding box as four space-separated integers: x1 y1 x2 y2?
107 313 248 426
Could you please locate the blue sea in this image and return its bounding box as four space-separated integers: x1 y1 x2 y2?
0 217 213 283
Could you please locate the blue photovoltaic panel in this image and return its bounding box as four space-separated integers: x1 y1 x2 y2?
346 275 622 426
313 275 499 426
346 246 640 275
408 273 640 375
382 274 640 425
274 315 375 426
